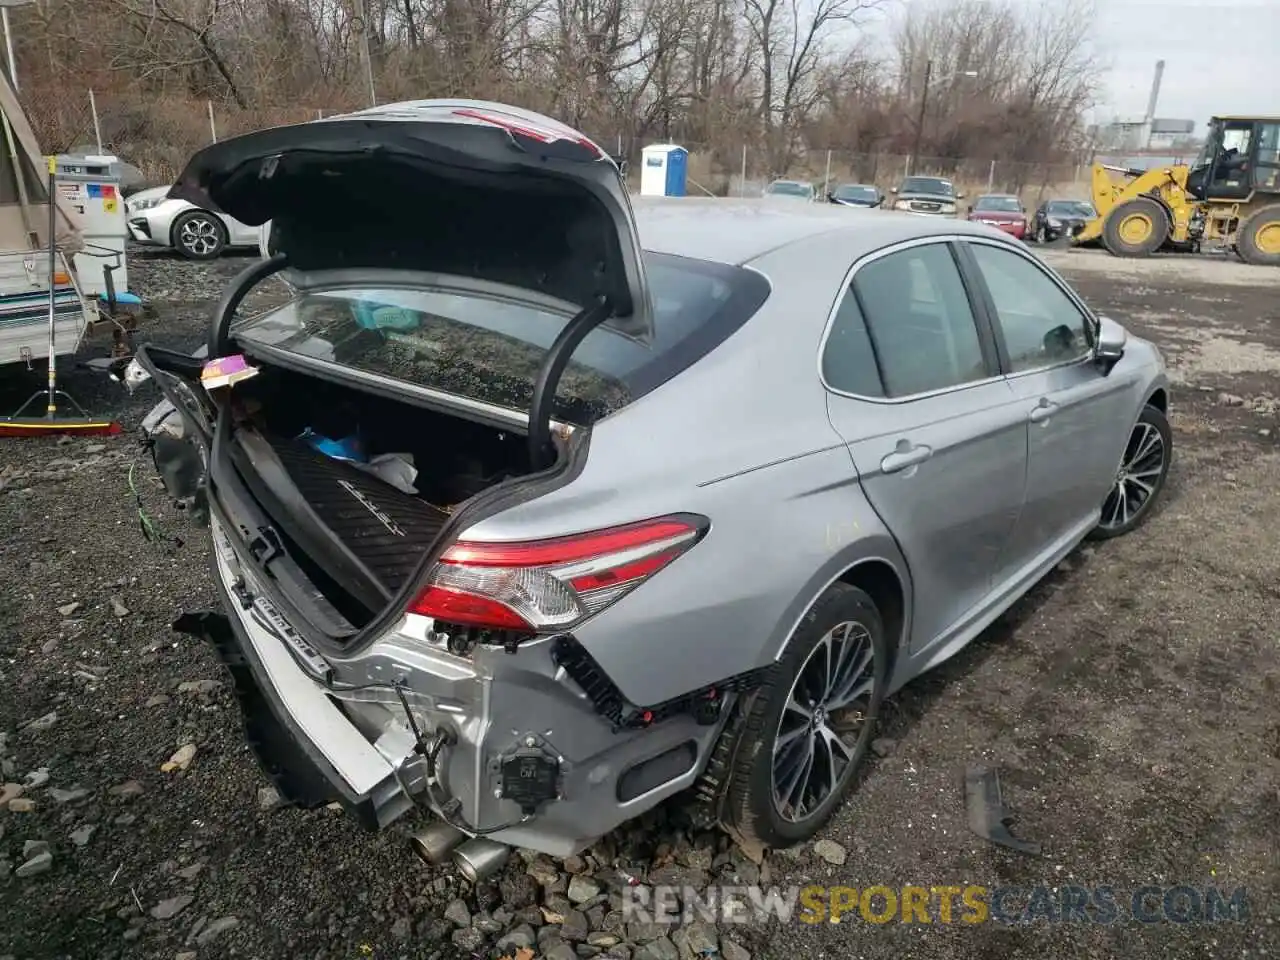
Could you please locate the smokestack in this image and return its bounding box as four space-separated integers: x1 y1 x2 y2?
1145 60 1165 123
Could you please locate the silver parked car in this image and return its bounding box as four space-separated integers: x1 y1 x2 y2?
763 178 816 202
130 101 1172 875
125 185 260 260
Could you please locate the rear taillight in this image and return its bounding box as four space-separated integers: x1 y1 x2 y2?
407 515 707 633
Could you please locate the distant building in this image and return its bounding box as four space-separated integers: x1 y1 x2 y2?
1088 117 1199 155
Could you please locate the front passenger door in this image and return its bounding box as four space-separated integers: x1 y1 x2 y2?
822 241 1029 654
959 240 1137 571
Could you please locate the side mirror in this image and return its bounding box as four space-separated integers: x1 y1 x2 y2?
956 191 966 200
1094 315 1127 374
890 187 898 194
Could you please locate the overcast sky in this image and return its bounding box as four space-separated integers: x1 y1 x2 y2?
1089 0 1278 126
863 0 1279 134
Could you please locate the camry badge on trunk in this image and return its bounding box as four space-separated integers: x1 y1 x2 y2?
338 479 406 537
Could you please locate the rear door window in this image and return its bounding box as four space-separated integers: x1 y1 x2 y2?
234 252 770 425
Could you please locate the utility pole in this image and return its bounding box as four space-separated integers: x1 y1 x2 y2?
909 59 932 177
351 0 377 107
908 60 977 177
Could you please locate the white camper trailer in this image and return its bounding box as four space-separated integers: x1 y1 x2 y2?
0 70 95 370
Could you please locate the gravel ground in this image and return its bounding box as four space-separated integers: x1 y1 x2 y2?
1 245 1278 960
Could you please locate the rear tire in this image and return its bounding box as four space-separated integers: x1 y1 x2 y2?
1236 205 1280 266
1102 197 1170 258
720 582 889 849
172 210 228 260
1087 404 1172 541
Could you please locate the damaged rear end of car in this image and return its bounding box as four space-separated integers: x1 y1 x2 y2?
128 101 768 865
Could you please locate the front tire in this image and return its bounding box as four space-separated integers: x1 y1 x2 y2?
1102 197 1170 258
172 210 228 260
1236 205 1280 266
721 583 889 849
1087 404 1172 541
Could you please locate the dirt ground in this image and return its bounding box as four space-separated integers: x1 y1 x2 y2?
0 245 1277 960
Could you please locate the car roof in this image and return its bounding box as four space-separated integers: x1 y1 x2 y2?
977 193 1018 199
632 197 995 265
837 183 877 189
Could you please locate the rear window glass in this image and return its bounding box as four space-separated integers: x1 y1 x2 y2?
975 196 1021 212
1047 200 1095 217
901 177 954 196
233 252 770 425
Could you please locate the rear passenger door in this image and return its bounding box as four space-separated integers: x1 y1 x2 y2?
957 239 1136 568
822 239 1029 655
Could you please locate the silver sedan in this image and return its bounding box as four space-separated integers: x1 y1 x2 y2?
131 102 1172 863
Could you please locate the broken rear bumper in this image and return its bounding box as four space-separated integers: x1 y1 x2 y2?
174 517 412 830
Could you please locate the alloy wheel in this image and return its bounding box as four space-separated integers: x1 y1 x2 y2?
179 216 222 256
771 620 876 823
1099 421 1166 531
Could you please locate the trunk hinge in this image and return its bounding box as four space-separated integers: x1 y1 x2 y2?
527 296 613 471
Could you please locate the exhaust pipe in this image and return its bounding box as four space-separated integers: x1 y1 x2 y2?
451 838 511 884
409 821 467 865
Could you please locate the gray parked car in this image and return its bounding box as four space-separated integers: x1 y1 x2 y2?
129 101 1172 876
763 178 816 202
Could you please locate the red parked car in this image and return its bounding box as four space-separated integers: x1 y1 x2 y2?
966 194 1028 240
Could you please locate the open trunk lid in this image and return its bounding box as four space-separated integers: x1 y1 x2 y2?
167 99 653 343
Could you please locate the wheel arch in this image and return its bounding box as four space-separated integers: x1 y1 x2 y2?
770 548 912 677
1141 188 1177 227
835 559 907 676
1145 387 1168 414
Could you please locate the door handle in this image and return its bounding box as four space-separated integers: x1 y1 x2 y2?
881 443 933 474
1028 399 1059 423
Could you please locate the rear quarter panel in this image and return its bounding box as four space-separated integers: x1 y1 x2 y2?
463 231 913 707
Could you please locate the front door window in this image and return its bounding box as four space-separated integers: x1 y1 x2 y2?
1208 122 1256 199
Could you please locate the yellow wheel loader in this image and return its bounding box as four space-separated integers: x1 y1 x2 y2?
1074 115 1280 266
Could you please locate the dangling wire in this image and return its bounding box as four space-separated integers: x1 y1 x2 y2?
127 460 182 547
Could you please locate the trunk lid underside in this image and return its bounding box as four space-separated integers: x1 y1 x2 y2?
168 99 653 343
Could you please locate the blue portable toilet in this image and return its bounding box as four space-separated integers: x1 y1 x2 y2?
639 144 688 197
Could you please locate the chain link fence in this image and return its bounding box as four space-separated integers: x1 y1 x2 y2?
620 141 1090 207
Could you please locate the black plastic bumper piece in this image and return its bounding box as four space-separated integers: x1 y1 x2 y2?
172 597 382 831
549 634 774 733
